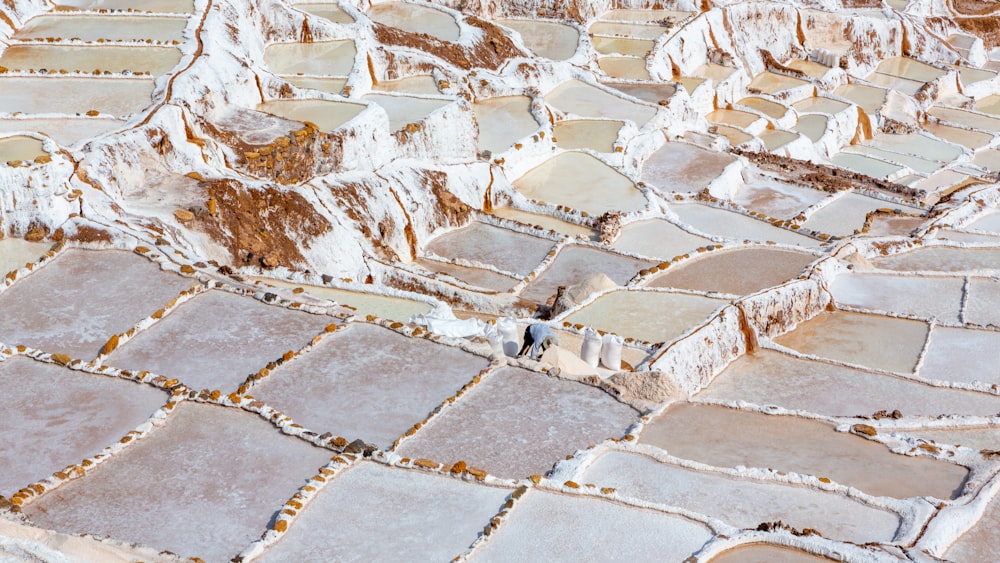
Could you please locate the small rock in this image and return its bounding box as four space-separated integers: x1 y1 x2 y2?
174 209 194 222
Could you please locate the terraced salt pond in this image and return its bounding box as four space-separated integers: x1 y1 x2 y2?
732 179 827 219
611 219 712 259
368 1 460 42
263 40 356 76
489 207 595 238
641 403 969 499
296 3 355 24
710 544 837 562
564 290 726 342
0 238 50 274
640 142 736 193
472 96 538 154
497 19 579 61
830 273 964 322
58 0 195 11
669 204 824 247
257 99 366 132
545 79 657 124
360 94 449 131
646 246 817 295
424 222 554 276
872 245 1000 272
513 151 647 215
520 245 654 302
250 278 432 320
0 135 46 162
0 117 123 146
0 45 182 75
15 14 189 42
0 77 155 116
802 193 923 236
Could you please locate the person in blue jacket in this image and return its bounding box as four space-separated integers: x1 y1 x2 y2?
518 323 559 359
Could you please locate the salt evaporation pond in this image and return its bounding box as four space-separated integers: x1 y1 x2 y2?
361 94 449 131
252 323 488 448
0 135 46 162
284 76 346 95
833 83 887 113
642 403 969 499
0 249 191 359
297 3 355 24
700 349 1000 417
670 203 823 247
760 130 800 151
774 310 928 373
733 179 828 219
707 108 762 129
0 117 123 146
793 114 828 142
260 462 509 562
928 106 1000 133
640 142 735 193
792 96 850 115
748 71 809 95
611 219 712 259
919 327 1000 385
564 290 726 343
581 451 901 542
105 290 332 392
0 77 155 116
0 357 167 496
368 1 460 42
646 247 816 295
545 79 657 124
257 99 366 132
908 427 1000 452
738 96 788 119
15 14 189 42
924 121 992 150
395 367 638 478
490 207 595 238
964 278 1000 326
416 258 521 292
513 151 647 215
520 245 654 302
598 56 650 80
872 246 1000 272
945 494 1000 562
424 221 554 276
25 402 333 562
802 193 922 236
830 273 964 322
588 21 667 40
0 238 49 274
606 82 677 104
472 96 538 154
830 153 903 180
710 544 834 562
470 490 713 561
59 0 195 11
0 45 182 75
592 36 654 56
497 19 579 61
372 75 440 94
253 278 432 320
263 40 356 76
553 119 621 152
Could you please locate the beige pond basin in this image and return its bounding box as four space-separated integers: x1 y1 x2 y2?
25 402 333 562
259 462 509 562
774 310 928 373
105 290 333 393
977 94 1000 116
830 152 903 180
395 366 639 479
748 71 810 95
833 83 886 114
733 179 827 219
786 59 833 79
471 490 712 561
546 79 657 125
0 357 167 496
738 96 788 119
612 219 712 260
803 193 921 237
0 76 154 116
872 246 1000 273
490 207 595 238
713 125 753 146
0 45 181 75
263 40 356 76
373 74 440 94
830 273 964 322
425 221 554 276
369 1 459 42
257 99 366 132
0 135 46 162
581 451 900 543
415 258 520 292
297 3 355 24
0 117 123 145
0 238 49 274
760 129 800 151
16 14 188 42
285 76 346 95
847 145 942 175
252 323 488 448
924 122 993 150
706 108 761 129
588 20 667 40
498 19 579 61
875 57 947 82
640 142 735 193
865 214 927 237
600 9 693 22
700 349 1000 417
711 544 834 562
598 56 650 80
521 245 655 302
642 403 969 499
945 491 1000 562
553 119 621 152
919 326 1000 385
928 106 1000 134
0 249 191 359
646 247 816 295
605 82 677 104
909 427 1000 452
793 114 828 142
251 278 431 320
564 290 727 343
472 95 538 154
669 203 823 248
793 96 850 115
360 93 449 131
514 151 647 215
592 36 654 56
865 132 963 163
968 277 1000 326
57 0 194 11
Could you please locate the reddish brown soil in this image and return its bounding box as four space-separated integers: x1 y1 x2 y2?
372 16 524 71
